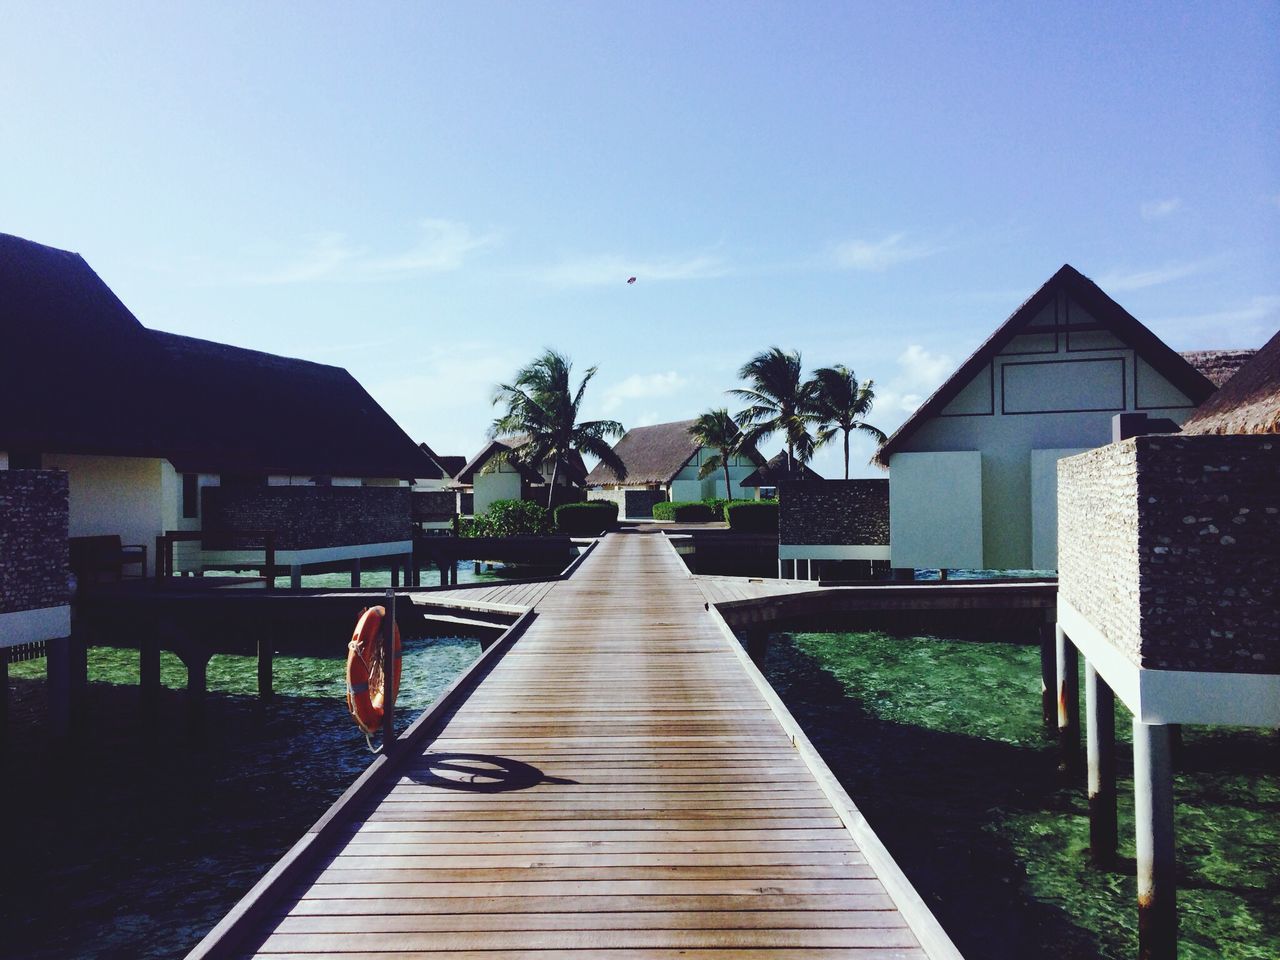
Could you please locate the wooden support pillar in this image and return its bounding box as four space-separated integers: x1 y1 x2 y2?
1086 661 1118 868
185 653 208 739
1133 720 1177 960
1056 624 1081 773
257 636 274 700
290 564 302 590
474 561 482 576
746 626 770 667
139 633 162 719
46 635 73 737
391 562 401 588
69 626 89 728
350 559 362 589
1039 619 1057 734
0 646 8 743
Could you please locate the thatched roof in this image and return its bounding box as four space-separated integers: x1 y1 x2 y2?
585 419 702 486
874 264 1215 467
741 450 823 486
454 435 586 486
1180 349 1258 388
0 232 436 479
1181 330 1280 436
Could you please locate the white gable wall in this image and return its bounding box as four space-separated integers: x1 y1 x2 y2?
889 292 1197 570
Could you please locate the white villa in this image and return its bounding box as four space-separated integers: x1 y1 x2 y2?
0 232 439 582
452 437 585 516
585 419 764 519
875 264 1225 572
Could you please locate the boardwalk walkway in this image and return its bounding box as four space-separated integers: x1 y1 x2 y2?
199 531 957 959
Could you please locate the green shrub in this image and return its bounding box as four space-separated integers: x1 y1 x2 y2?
455 515 482 538
725 500 778 533
554 500 618 535
469 498 551 537
653 500 716 522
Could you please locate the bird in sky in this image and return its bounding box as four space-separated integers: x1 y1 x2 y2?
626 276 636 284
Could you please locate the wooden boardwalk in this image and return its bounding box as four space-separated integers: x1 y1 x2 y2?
195 531 958 959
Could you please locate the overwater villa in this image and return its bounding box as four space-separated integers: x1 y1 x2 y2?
585 418 764 518
0 232 438 586
411 441 465 531
739 448 823 499
451 435 586 515
875 264 1231 573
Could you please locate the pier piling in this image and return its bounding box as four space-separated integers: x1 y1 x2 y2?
1134 720 1177 960
1085 661 1118 867
1056 624 1081 773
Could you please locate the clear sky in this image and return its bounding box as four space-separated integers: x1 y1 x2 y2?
3 2 1277 477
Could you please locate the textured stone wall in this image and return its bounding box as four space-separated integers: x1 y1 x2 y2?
202 485 411 551
1060 435 1279 674
412 490 456 522
1133 434 1279 673
0 470 70 613
1058 442 1143 664
780 480 889 546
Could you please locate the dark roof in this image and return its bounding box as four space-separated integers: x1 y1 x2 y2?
454 436 586 486
0 232 435 479
1179 349 1258 388
418 442 464 479
741 449 824 486
874 264 1216 466
1182 329 1280 436
585 419 703 485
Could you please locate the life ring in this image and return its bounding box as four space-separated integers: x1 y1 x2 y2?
346 605 402 735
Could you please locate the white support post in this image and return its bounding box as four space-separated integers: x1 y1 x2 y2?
1133 720 1177 960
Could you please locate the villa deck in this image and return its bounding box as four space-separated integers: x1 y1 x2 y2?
190 530 958 959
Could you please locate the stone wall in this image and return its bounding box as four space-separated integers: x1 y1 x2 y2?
202 485 411 551
1058 441 1142 664
0 470 70 613
412 490 456 523
1060 435 1279 673
779 480 889 546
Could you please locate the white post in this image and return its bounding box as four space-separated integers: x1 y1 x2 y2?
1133 720 1177 960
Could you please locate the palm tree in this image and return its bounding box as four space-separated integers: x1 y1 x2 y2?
729 347 820 476
811 365 887 479
688 408 744 501
491 349 627 508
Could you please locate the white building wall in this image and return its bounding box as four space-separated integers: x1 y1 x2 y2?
474 471 522 515
41 454 171 575
670 449 757 500
890 292 1198 570
888 452 983 569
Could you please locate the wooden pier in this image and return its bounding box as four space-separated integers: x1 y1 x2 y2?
189 530 960 959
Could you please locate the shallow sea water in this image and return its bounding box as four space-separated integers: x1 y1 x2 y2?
766 629 1279 960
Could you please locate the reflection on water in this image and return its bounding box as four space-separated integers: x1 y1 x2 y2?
0 635 480 960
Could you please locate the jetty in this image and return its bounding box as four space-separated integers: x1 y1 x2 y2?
189 529 960 959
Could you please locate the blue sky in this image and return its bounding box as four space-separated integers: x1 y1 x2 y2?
3 2 1277 477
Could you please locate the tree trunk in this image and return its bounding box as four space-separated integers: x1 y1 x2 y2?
843 428 850 480
723 457 732 504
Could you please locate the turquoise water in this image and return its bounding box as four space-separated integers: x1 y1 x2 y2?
765 629 1279 960
0 635 481 960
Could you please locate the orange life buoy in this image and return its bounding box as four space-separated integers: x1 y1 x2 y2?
346 605 402 735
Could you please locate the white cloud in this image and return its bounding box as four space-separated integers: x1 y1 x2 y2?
535 253 728 287
1140 197 1183 221
832 233 940 272
601 371 688 412
1096 258 1216 292
247 218 498 285
895 344 954 390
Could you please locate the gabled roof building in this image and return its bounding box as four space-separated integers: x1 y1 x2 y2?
585 419 763 519
877 264 1216 571
1 232 437 580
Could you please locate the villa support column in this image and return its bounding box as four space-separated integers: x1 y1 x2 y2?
0 647 8 741
391 561 401 588
257 636 274 700
46 635 72 738
1056 624 1081 773
1085 661 1118 867
1133 720 1177 960
139 631 162 720
350 559 361 589
290 564 302 590
1039 616 1056 733
185 652 209 740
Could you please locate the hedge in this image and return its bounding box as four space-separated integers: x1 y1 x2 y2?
652 501 716 523
725 500 778 533
554 500 619 535
459 498 550 537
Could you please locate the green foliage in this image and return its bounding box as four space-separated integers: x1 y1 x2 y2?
461 498 550 537
554 500 619 535
725 500 778 533
702 497 756 521
652 501 716 522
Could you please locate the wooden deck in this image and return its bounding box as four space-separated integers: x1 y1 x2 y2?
693 573 823 606
192 531 958 959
